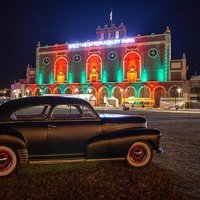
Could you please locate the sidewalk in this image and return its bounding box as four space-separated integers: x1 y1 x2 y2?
94 106 200 113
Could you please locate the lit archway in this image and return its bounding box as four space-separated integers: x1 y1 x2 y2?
53 87 62 94
123 51 141 82
64 87 73 94
112 86 122 106
25 88 32 96
140 86 150 98
34 88 43 96
86 54 102 82
98 87 108 106
169 86 178 97
125 86 136 98
87 87 97 106
154 86 166 107
54 57 68 83
43 87 52 95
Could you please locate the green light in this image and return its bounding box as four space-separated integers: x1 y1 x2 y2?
116 68 123 82
58 84 66 94
38 71 44 84
102 69 107 83
157 68 165 81
107 84 112 97
68 71 73 83
81 70 86 83
133 83 143 98
49 72 54 84
141 68 148 82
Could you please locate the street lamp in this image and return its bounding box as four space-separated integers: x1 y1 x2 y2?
26 89 30 97
177 88 182 108
39 89 43 96
121 88 128 110
120 89 125 107
3 90 6 96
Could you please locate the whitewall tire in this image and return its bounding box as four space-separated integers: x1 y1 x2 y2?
127 141 153 167
0 145 19 177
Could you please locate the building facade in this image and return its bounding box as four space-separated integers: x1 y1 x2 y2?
12 24 198 108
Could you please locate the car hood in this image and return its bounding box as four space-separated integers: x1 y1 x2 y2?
99 113 147 133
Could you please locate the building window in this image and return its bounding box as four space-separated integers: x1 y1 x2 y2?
86 55 102 82
54 57 68 83
123 52 141 82
115 31 119 39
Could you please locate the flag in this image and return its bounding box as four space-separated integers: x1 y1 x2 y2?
110 9 112 21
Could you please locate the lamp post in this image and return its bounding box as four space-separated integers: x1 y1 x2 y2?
75 88 79 98
39 89 43 96
120 89 125 107
177 88 182 109
121 88 128 110
26 89 30 97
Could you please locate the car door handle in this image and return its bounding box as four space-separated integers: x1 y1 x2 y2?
48 125 57 129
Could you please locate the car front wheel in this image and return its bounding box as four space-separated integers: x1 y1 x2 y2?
0 145 19 177
127 141 153 167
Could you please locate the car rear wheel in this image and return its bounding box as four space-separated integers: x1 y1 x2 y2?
0 145 19 177
127 141 153 167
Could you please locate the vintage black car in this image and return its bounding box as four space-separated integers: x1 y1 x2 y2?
0 96 162 177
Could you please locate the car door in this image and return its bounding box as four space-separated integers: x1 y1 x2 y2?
9 104 51 156
46 104 102 157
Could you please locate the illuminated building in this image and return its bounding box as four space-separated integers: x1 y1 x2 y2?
12 23 198 108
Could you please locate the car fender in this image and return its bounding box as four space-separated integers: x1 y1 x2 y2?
0 134 28 164
86 128 161 159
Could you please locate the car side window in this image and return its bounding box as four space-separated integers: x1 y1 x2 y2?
11 104 50 121
51 105 82 120
81 106 96 118
51 104 97 120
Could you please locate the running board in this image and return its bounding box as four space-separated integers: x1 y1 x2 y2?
29 157 125 165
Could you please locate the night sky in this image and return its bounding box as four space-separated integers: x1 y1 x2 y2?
0 0 199 88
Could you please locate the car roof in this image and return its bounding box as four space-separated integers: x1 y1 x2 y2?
0 96 94 119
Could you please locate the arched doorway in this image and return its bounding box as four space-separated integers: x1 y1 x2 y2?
43 87 51 95
25 88 32 96
64 88 73 94
87 87 97 106
34 88 42 96
169 86 178 97
53 87 62 94
125 86 135 98
140 86 150 98
112 86 121 106
98 87 108 106
154 87 166 107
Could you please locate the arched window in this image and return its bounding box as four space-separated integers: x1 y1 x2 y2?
123 52 141 82
86 55 102 82
54 57 68 83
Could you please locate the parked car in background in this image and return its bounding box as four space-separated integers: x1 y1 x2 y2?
0 96 162 177
0 96 10 105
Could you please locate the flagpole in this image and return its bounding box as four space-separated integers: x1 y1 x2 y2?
110 9 113 27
